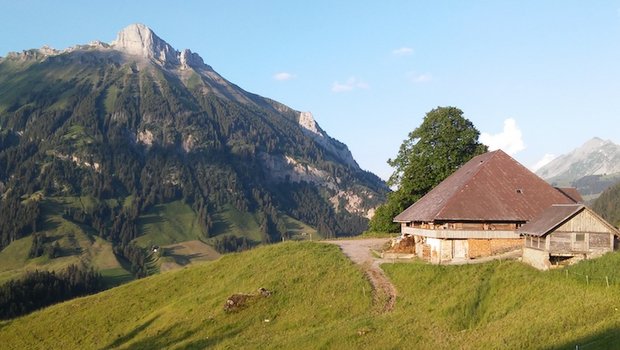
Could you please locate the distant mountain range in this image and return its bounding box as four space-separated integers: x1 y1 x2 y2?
536 137 620 200
0 24 387 280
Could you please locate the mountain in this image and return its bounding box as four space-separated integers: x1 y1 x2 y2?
0 24 387 279
535 137 620 200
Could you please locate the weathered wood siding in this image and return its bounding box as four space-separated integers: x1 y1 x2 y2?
546 209 615 256
556 210 612 234
549 232 572 253
589 233 611 248
525 236 546 250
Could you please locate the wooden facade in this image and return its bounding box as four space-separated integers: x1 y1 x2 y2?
520 205 618 270
402 222 523 263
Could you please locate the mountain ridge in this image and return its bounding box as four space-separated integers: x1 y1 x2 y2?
536 137 620 180
536 137 620 200
0 24 387 280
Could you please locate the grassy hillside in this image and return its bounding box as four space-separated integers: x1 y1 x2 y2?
2 242 620 349
1 196 317 285
0 196 133 285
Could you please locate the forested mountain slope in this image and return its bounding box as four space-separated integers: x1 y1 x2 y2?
592 181 620 227
0 24 386 279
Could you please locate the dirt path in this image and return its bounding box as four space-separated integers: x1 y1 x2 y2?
323 238 397 313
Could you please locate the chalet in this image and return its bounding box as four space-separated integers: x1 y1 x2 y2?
393 150 579 263
519 204 619 270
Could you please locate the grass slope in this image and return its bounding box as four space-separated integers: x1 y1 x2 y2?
3 243 620 349
0 196 321 287
0 196 133 285
135 200 204 247
0 242 371 349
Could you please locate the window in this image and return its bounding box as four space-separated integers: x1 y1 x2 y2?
575 233 585 242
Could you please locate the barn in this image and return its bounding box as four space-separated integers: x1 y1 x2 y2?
519 204 619 270
393 150 579 263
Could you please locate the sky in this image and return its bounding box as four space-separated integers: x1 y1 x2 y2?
1 1 619 180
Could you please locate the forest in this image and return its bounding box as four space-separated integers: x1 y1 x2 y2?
0 49 385 295
0 264 102 319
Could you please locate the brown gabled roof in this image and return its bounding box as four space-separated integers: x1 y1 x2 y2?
518 204 584 237
555 187 584 203
519 204 620 237
393 150 577 223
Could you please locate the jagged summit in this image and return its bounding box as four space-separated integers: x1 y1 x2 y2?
111 24 172 60
3 23 205 70
110 23 204 69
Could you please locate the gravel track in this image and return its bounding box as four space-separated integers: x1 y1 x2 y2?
323 239 397 312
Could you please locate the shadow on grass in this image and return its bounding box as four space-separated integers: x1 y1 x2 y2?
101 271 134 288
105 315 160 349
124 319 241 350
138 215 166 226
552 326 620 350
164 247 206 266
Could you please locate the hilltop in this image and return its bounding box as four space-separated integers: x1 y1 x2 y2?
2 241 620 349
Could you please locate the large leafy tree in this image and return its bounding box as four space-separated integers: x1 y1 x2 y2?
369 106 488 232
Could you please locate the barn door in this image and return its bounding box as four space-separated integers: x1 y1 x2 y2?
453 240 468 259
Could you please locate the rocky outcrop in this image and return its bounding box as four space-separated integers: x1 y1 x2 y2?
297 111 357 168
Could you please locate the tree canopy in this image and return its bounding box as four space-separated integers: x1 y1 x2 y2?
592 181 620 228
369 106 488 232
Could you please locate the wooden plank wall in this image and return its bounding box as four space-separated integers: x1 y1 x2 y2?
556 210 611 233
549 232 572 252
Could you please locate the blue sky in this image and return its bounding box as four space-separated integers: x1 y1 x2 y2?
1 1 619 180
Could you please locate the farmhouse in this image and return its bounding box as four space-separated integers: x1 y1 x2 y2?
520 204 619 270
393 150 579 263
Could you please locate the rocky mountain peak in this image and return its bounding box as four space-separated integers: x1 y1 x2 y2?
111 24 177 63
110 23 206 70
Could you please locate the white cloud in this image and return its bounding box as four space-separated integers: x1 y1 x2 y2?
392 47 414 56
480 118 525 155
331 77 370 93
531 153 557 172
407 71 433 83
273 72 296 81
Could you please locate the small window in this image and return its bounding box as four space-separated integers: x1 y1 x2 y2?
575 233 585 242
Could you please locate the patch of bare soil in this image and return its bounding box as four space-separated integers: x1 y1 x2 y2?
324 239 397 313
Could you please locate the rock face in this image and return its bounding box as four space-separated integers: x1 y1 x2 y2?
111 23 177 63
110 23 205 70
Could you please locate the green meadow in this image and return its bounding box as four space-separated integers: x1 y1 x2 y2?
2 242 620 349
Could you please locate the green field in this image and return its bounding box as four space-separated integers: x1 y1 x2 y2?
0 196 133 285
2 242 620 349
135 200 205 248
